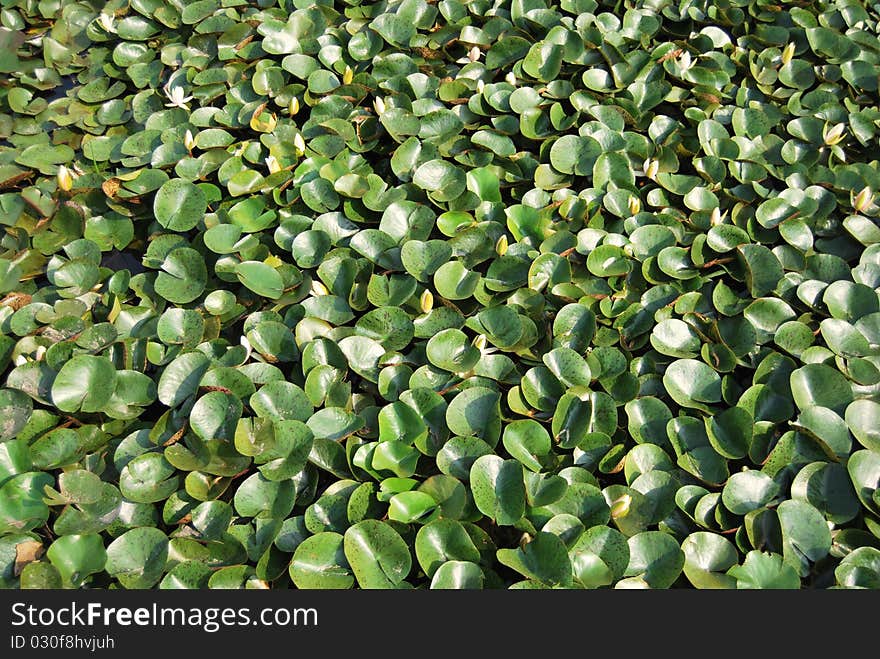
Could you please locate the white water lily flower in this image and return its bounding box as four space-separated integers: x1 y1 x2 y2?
239 335 252 360
57 165 75 192
184 129 195 151
505 71 517 86
476 79 485 93
823 122 846 146
97 12 115 32
293 133 306 156
628 196 641 216
373 96 386 116
163 83 193 110
419 289 433 314
710 207 729 226
853 186 873 212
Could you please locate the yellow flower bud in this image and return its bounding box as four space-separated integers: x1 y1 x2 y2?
472 334 487 351
310 280 329 296
495 234 508 256
823 122 846 146
781 42 796 65
628 196 641 216
853 186 873 212
342 65 353 85
57 165 74 192
294 133 306 156
610 494 632 519
644 158 659 180
420 289 433 314
289 97 300 116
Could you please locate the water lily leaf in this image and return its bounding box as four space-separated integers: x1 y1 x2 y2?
413 159 467 202
663 359 722 409
497 532 572 587
835 547 880 589
155 247 207 304
426 329 480 373
624 531 684 589
0 389 32 442
847 400 880 452
682 532 737 589
721 470 780 516
51 355 117 413
415 519 481 578
728 551 801 589
46 534 106 587
502 420 551 473
790 363 853 415
0 473 53 534
543 347 592 388
157 352 210 409
791 461 860 525
290 532 353 589
777 499 832 576
343 520 411 589
429 560 484 589
446 387 501 446
470 455 525 526
568 525 629 588
105 527 169 589
154 178 207 232
236 261 284 299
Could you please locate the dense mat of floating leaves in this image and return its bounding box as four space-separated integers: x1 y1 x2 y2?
1 0 880 590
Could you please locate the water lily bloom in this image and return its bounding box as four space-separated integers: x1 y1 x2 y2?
293 133 306 156
289 96 300 116
495 234 508 256
265 155 281 174
184 130 195 151
853 186 873 212
163 83 193 110
57 165 74 192
97 12 115 32
373 96 386 115
476 79 485 93
505 71 517 86
644 158 659 180
420 289 433 313
781 42 796 65
823 122 846 145
628 196 641 216
472 334 487 351
342 65 353 85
